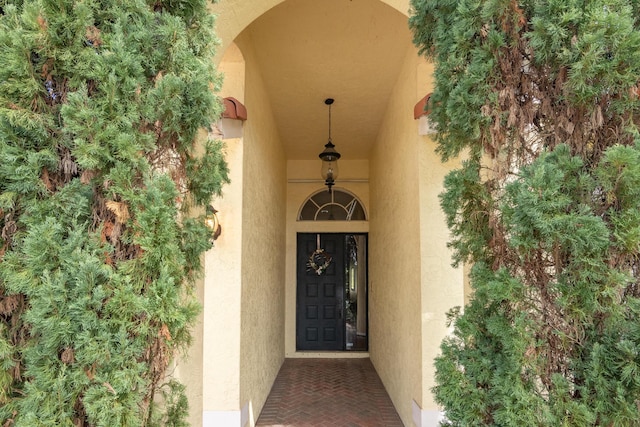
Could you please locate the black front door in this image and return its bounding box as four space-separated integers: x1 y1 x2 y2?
296 233 345 351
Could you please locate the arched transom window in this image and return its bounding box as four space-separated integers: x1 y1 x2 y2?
298 189 367 221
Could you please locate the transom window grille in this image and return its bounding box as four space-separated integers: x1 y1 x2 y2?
298 189 367 221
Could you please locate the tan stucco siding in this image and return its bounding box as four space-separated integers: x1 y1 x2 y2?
418 119 465 417
201 136 244 415
235 33 287 426
369 46 425 426
210 0 412 63
195 46 247 426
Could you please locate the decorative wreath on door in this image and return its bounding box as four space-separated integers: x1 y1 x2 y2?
307 249 332 275
306 234 333 275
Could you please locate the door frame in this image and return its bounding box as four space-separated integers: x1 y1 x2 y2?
295 232 368 352
284 212 369 357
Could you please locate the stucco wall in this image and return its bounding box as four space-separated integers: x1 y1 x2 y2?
415 59 465 424
369 47 465 427
369 46 425 426
202 136 244 420
199 43 246 427
235 33 288 426
210 0 412 63
418 114 464 423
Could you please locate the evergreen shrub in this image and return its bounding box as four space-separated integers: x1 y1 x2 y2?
0 0 229 425
410 0 640 425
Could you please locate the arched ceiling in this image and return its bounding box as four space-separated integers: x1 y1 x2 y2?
221 0 414 160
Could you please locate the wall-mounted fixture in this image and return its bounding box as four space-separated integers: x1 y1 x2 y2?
414 93 437 135
213 97 247 139
205 205 222 241
318 98 341 193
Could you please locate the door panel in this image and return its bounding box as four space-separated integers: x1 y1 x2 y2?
296 234 344 351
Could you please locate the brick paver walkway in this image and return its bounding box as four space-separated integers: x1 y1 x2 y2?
256 358 404 427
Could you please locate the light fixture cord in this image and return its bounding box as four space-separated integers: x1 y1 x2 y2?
328 103 332 142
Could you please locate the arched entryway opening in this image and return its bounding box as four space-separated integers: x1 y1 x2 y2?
184 1 466 426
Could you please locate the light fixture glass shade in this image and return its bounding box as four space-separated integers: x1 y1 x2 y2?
320 158 339 182
319 141 341 190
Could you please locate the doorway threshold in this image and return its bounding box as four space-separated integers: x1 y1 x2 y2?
288 351 370 358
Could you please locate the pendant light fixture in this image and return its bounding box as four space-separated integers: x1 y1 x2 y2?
318 98 341 193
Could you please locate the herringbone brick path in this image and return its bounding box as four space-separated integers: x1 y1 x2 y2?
256 358 404 427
